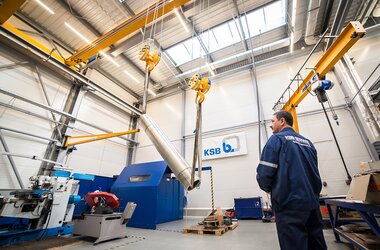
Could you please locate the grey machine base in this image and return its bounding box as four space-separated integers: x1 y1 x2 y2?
74 213 129 244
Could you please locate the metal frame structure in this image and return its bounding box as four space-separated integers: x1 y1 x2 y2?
325 199 380 250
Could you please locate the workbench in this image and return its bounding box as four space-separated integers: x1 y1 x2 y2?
325 199 380 250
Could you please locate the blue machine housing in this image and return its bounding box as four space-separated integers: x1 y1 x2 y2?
111 161 185 229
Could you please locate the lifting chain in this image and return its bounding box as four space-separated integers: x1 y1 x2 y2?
188 73 211 187
210 167 215 211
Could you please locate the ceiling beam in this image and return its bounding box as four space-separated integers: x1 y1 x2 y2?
325 0 353 50
232 0 249 51
15 11 141 99
118 0 183 85
57 0 157 88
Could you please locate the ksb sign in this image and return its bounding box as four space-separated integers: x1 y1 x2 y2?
202 132 247 160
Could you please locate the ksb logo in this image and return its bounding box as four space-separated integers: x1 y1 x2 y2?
203 135 241 157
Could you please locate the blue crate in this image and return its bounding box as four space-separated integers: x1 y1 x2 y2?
234 197 262 208
234 197 262 219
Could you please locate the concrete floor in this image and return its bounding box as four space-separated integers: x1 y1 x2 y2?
63 218 354 250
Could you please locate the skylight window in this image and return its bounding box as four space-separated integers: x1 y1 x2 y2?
241 0 285 38
166 37 205 66
263 0 286 30
165 0 285 66
202 21 241 53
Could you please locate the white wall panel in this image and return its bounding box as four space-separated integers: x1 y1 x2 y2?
134 93 184 164
0 44 134 186
0 45 71 188
185 72 257 135
86 68 138 105
67 94 131 177
134 141 182 164
346 32 380 85
185 126 268 209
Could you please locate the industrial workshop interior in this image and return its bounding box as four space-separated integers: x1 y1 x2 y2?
1 0 380 249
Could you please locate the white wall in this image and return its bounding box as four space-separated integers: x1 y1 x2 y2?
0 42 136 188
0 44 71 188
134 93 184 163
346 30 380 85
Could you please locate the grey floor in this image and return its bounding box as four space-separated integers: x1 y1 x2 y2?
63 218 354 250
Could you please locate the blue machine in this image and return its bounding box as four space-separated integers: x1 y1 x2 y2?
111 161 185 229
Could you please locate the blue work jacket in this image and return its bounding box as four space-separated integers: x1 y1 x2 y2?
256 127 322 212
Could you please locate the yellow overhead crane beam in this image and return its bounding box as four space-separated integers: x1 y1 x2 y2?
2 22 66 64
278 21 365 132
0 0 27 24
65 0 192 66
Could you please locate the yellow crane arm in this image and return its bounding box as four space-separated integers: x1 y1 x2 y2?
64 129 139 147
0 0 27 24
65 0 191 66
280 21 365 132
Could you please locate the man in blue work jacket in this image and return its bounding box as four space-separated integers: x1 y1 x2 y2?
257 111 327 250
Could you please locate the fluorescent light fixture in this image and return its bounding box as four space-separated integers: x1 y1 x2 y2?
174 8 190 33
206 63 215 77
99 51 120 67
64 22 91 44
36 0 55 15
65 22 119 67
124 70 140 83
148 89 157 96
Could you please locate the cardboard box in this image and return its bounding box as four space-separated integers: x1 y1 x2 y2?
360 161 380 172
346 172 380 204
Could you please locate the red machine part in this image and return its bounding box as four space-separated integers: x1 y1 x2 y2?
84 192 120 208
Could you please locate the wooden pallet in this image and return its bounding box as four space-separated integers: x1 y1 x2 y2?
183 225 228 236
227 222 238 231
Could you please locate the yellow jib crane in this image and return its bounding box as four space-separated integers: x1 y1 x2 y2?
64 129 139 148
274 21 366 132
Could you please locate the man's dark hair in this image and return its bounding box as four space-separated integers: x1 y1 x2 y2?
274 111 293 126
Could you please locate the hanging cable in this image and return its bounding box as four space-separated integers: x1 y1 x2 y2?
188 73 211 187
321 102 352 184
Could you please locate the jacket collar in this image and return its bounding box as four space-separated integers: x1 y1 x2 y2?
280 127 294 133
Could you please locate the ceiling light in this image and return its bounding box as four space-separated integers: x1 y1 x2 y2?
174 8 190 33
99 51 120 67
148 89 157 96
64 22 91 44
35 0 55 15
124 70 140 83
